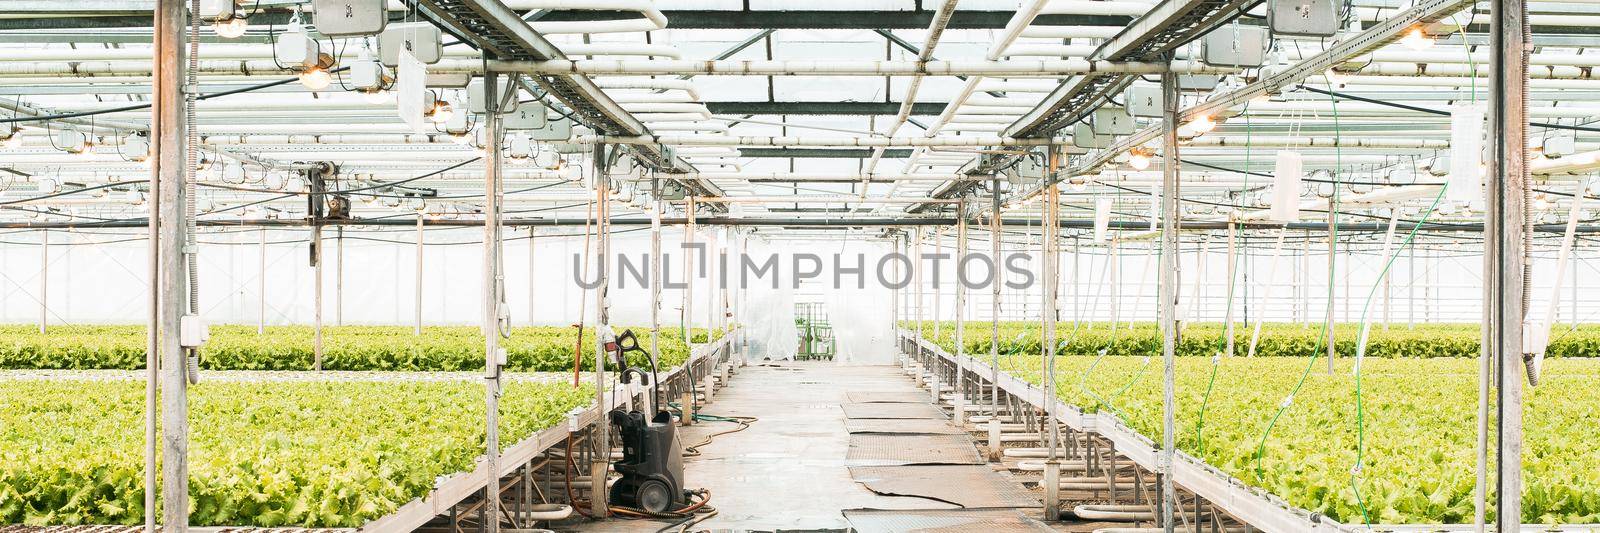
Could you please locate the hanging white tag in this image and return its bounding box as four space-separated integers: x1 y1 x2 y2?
1270 151 1303 222
397 50 427 134
1448 104 1484 204
1094 197 1113 242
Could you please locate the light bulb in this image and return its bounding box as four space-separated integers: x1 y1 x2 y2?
37 178 58 194
1068 178 1087 192
1533 196 1551 211
362 89 392 105
2 130 21 149
126 188 144 205
1127 152 1151 171
1401 28 1433 50
450 131 473 145
285 177 305 192
299 67 332 90
430 102 453 124
214 16 248 39
264 173 285 190
1188 115 1216 133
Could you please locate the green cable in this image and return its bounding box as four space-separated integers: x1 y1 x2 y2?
1254 75 1346 483
1195 354 1221 457
1347 184 1450 526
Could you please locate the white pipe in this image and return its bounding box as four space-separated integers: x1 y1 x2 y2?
1021 25 1124 38
1042 0 1155 15
574 134 1070 147
0 59 1230 78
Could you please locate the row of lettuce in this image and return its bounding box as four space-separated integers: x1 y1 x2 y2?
913 323 1600 524
910 321 1600 358
0 379 593 527
0 324 714 372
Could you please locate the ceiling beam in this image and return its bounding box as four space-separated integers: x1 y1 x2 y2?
705 101 947 115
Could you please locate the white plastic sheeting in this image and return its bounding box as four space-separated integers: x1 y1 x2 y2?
823 239 897 365
737 234 799 361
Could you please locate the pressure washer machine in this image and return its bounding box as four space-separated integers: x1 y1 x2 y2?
601 328 688 514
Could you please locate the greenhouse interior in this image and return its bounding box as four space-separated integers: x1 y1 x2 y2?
0 0 1595 532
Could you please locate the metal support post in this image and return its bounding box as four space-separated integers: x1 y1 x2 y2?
934 227 944 343
38 230 47 333
953 199 968 425
590 143 612 518
528 227 537 326
1158 71 1180 533
415 215 425 335
1224 221 1237 356
650 178 663 415
336 227 344 326
1041 146 1062 521
258 227 266 334
914 228 925 361
684 199 695 346
482 73 507 533
990 177 1002 416
313 224 323 371
1482 0 1528 527
152 0 189 528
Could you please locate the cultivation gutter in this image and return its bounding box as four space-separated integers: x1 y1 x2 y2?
900 330 1348 533
360 334 735 532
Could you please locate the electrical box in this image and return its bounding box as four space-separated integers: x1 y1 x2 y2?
274 29 320 68
179 315 210 348
1126 84 1162 117
529 117 574 142
1179 75 1219 92
1202 25 1268 67
659 180 689 201
1269 0 1341 38
1543 131 1577 158
504 102 550 130
55 128 86 152
1073 123 1111 149
1014 153 1046 182
312 0 387 37
380 22 443 66
508 135 535 159
351 59 390 91
1092 106 1135 135
553 142 586 154
199 0 238 20
124 135 151 161
467 76 519 114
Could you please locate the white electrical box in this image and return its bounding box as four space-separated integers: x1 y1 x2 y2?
509 135 535 158
274 29 320 67
1270 0 1341 38
199 0 238 20
1073 123 1111 149
1126 84 1162 117
1179 75 1219 92
529 117 574 142
312 0 387 37
1092 106 1135 135
180 315 210 348
56 128 86 152
1543 131 1577 158
380 22 443 66
467 76 520 114
351 60 387 91
124 135 151 161
1202 25 1268 67
504 102 550 130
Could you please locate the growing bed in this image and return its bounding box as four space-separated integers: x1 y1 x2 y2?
916 321 1600 525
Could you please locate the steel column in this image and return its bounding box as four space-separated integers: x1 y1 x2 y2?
1042 146 1062 521
415 215 424 335
336 226 343 326
152 0 188 529
1485 0 1528 526
38 229 47 333
481 71 506 533
258 227 266 334
590 142 611 518
990 178 1002 416
1223 221 1236 356
313 224 323 371
650 177 663 414
1158 71 1181 533
953 199 968 425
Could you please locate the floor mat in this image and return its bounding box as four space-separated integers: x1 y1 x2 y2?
841 402 945 419
844 418 965 435
848 464 1041 508
843 508 1054 532
846 391 931 403
846 434 983 465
